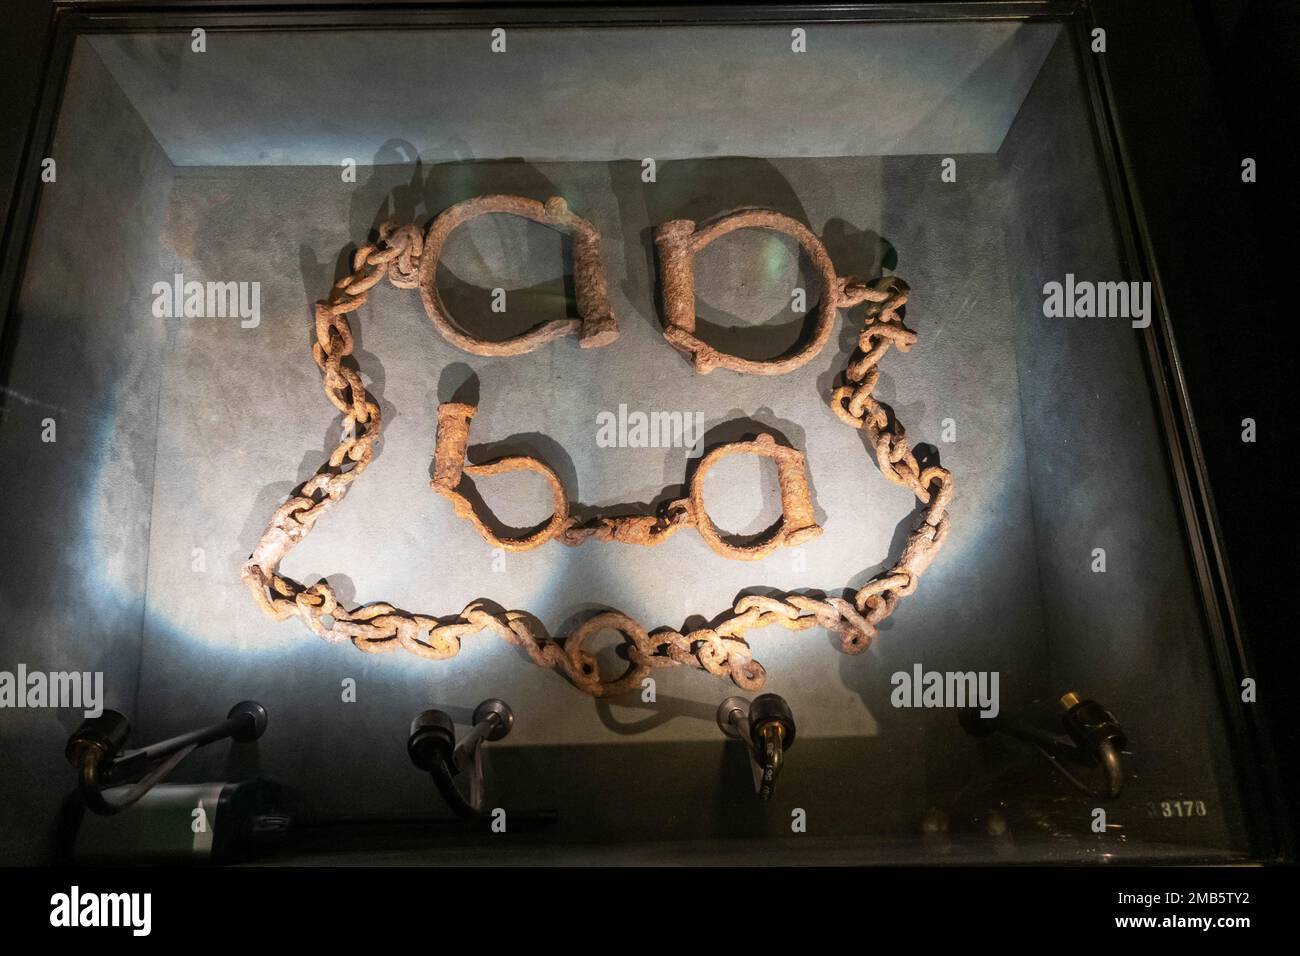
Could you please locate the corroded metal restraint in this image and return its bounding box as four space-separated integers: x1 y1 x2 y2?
419 194 619 355
654 208 884 375
432 401 822 559
242 220 954 698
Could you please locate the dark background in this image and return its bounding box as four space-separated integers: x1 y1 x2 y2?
1 0 1296 860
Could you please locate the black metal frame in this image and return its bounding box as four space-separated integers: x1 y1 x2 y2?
0 0 1287 863
1065 5 1285 862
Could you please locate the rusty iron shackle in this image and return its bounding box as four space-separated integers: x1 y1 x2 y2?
419 194 619 356
417 196 886 375
654 208 886 375
432 400 821 560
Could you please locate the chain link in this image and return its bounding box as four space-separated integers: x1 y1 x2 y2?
242 226 953 696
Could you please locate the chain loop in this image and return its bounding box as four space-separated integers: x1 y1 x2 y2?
242 226 954 696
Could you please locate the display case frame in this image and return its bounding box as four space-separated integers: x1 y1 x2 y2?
0 0 1288 865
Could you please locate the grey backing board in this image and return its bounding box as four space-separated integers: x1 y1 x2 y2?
136 151 1037 777
134 141 1235 847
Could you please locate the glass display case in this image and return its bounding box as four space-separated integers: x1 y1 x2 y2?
0 2 1282 867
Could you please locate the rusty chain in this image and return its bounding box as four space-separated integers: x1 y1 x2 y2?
242 221 954 697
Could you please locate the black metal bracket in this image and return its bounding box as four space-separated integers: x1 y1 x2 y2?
962 691 1128 800
65 700 268 816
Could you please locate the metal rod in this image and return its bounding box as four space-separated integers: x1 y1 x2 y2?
452 713 499 771
1099 740 1125 798
78 744 198 816
992 718 1073 754
117 713 244 767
